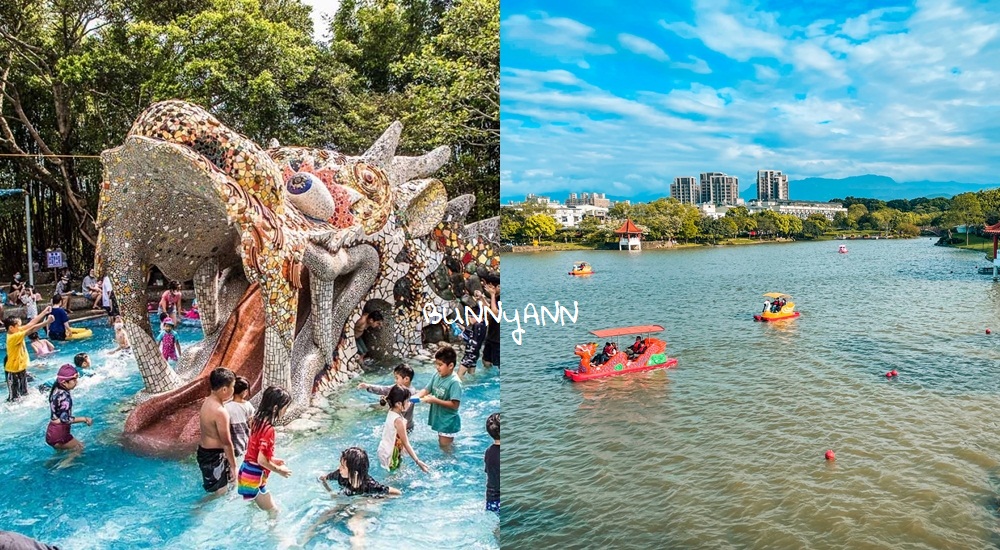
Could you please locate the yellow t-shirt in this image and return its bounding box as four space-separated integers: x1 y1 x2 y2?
5 330 28 373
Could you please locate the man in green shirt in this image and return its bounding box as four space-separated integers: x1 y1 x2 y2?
415 345 463 449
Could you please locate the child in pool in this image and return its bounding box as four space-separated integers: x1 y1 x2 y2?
458 291 487 381
19 285 41 320
112 316 130 352
237 386 293 516
357 363 416 432
28 331 56 357
319 447 401 497
226 376 255 458
413 345 463 449
377 386 429 473
45 364 93 468
485 412 500 513
37 353 94 393
305 449 399 548
156 318 181 363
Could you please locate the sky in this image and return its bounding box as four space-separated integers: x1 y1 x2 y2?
301 0 340 42
500 0 1000 203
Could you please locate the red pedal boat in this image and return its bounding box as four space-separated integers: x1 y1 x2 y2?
565 325 678 382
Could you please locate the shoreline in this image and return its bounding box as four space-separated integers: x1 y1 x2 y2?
505 235 918 254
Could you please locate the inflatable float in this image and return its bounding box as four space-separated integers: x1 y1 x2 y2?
65 327 93 340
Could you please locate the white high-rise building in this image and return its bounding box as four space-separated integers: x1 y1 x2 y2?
670 176 699 205
757 170 789 201
699 172 740 205
566 192 611 208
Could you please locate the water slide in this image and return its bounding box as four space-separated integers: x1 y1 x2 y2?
122 283 266 457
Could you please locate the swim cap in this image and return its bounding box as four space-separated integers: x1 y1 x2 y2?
56 364 78 382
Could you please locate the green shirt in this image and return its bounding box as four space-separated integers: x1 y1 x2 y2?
425 372 462 434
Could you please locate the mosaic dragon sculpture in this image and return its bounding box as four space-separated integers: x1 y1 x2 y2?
95 101 498 455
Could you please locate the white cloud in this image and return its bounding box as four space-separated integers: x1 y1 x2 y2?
672 56 711 74
660 10 785 61
618 33 669 62
501 13 615 66
790 41 846 81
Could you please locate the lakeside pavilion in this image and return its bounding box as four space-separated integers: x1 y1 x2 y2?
983 221 1000 278
616 219 643 250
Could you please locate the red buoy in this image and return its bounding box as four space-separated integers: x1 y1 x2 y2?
890 370 898 377
886 371 893 378
988 328 992 334
825 450 835 461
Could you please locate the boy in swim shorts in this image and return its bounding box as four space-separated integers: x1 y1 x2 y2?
197 368 237 493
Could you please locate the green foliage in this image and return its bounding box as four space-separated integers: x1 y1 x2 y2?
897 223 920 237
945 193 984 245
108 0 319 141
522 213 558 239
832 211 848 229
607 202 631 220
575 216 612 244
499 207 523 243
841 196 887 213
801 213 828 238
395 0 498 220
0 0 499 271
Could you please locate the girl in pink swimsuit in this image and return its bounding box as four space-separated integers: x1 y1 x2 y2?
157 318 181 362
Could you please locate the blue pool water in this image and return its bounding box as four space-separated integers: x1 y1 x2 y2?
0 317 499 549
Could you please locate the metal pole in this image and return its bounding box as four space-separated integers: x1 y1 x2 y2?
24 185 33 287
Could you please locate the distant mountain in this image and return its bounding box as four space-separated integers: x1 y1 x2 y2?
740 174 1000 202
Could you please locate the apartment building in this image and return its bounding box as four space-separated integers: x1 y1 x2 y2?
757 170 789 201
748 200 847 220
566 192 611 209
699 172 740 205
670 176 699 205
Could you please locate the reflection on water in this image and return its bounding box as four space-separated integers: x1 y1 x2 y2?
502 239 1000 549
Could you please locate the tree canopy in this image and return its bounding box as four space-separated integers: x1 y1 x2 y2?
0 0 498 273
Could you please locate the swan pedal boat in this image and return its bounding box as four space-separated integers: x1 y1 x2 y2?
754 292 800 322
565 325 677 382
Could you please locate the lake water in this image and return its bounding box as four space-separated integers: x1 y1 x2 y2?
0 317 498 549
501 238 1000 548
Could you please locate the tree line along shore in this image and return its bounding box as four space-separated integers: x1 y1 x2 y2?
502 192 1000 250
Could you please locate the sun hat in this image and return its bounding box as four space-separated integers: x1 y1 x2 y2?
56 364 78 382
163 318 176 326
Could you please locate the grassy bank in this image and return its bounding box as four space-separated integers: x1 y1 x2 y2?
950 233 996 258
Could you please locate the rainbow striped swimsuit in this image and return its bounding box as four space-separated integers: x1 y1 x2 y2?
237 461 269 500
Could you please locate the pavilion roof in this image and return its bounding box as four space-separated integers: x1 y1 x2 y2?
615 219 642 234
984 221 1000 235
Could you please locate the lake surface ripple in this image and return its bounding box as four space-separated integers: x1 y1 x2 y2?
502 238 1000 549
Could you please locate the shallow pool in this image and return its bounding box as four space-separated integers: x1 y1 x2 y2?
0 318 499 549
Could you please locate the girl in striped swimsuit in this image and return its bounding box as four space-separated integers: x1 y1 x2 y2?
237 386 293 516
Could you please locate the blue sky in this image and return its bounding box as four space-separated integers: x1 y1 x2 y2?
500 0 1000 203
